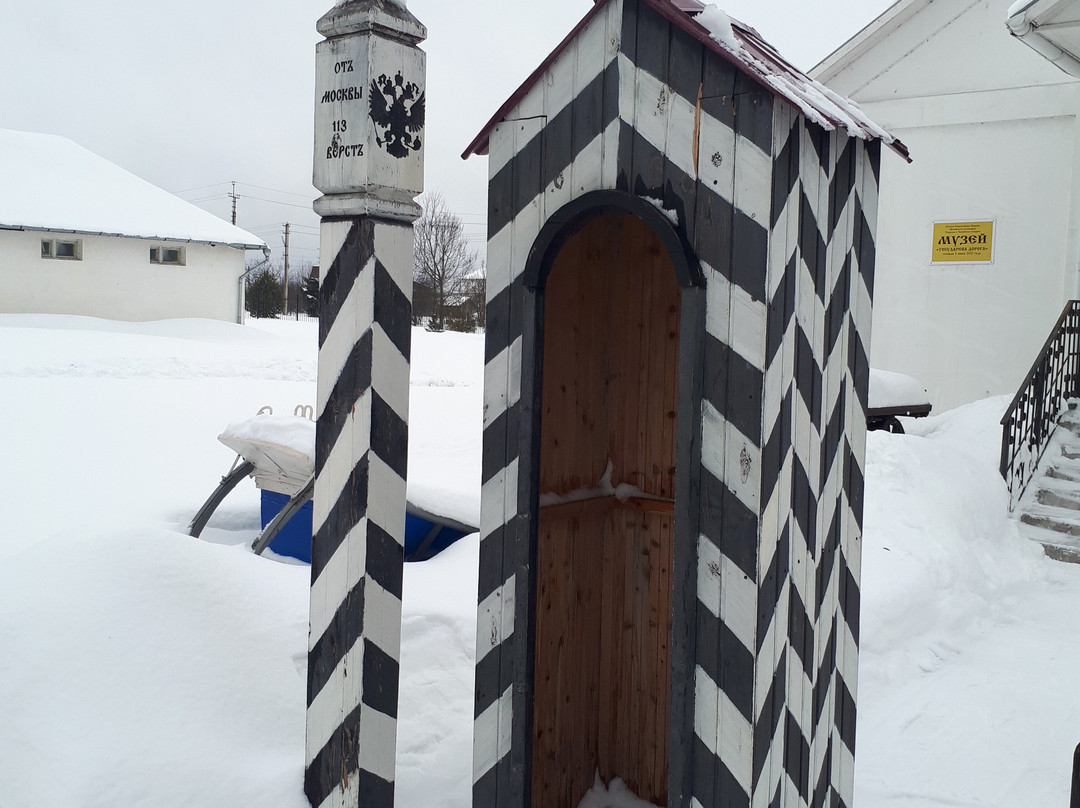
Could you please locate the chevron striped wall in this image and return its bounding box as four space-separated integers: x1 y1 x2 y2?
306 218 413 808
753 104 879 808
472 0 881 807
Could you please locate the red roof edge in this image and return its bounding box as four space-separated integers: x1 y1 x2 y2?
461 0 615 159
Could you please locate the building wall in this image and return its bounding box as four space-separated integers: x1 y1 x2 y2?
819 0 1080 410
873 115 1076 408
0 229 246 322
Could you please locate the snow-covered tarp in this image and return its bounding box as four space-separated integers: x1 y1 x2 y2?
219 414 316 496
869 368 931 410
0 129 265 248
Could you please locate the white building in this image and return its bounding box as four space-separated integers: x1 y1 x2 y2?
814 0 1080 410
0 129 267 323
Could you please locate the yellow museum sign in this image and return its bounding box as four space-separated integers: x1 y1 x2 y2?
931 220 995 264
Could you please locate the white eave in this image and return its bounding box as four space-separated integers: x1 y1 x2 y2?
0 222 264 252
812 0 930 84
1006 0 1080 78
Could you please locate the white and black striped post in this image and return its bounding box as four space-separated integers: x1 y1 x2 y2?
306 2 425 806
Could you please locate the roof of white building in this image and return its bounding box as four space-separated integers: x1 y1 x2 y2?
810 0 928 85
0 129 266 250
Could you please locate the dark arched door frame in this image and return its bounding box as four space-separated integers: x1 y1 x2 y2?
517 189 705 807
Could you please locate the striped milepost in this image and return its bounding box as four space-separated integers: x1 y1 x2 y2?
306 2 425 806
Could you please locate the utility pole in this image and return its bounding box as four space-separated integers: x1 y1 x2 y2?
283 222 290 314
229 181 240 225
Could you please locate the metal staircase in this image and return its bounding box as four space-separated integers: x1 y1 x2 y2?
1014 404 1080 561
1001 300 1080 561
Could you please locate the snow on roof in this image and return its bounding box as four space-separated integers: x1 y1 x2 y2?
0 129 266 249
694 6 908 159
463 0 908 161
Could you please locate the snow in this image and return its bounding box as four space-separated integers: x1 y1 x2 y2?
696 6 741 52
856 397 1080 807
407 328 483 528
692 5 897 146
220 414 316 462
578 773 662 808
0 129 265 248
219 414 317 495
642 196 680 226
539 458 664 506
2 313 1080 807
868 367 930 409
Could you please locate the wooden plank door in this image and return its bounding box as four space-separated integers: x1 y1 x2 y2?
532 214 680 807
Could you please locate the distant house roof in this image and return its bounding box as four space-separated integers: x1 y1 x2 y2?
463 0 908 161
0 129 266 250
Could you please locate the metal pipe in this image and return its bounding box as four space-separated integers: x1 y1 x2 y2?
1006 4 1080 78
251 475 315 556
237 247 272 324
189 460 256 538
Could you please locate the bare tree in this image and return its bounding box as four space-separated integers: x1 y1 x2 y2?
413 191 481 331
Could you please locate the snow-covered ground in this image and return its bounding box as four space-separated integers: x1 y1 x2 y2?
0 314 1077 807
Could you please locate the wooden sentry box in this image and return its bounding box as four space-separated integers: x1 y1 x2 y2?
463 2 907 807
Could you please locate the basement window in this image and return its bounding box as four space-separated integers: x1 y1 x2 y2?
150 246 185 266
41 239 82 260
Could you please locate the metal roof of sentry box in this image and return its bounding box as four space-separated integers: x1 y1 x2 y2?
0 129 266 250
463 0 909 161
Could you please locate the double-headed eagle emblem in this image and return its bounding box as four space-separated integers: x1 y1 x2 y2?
368 72 425 159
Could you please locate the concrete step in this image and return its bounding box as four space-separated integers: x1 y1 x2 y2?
1035 487 1080 511
1012 403 1080 563
1016 519 1080 563
1044 544 1080 563
1060 445 1080 461
1058 407 1080 430
1020 511 1080 536
1045 465 1080 483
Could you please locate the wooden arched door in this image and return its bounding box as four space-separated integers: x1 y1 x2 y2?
532 213 681 807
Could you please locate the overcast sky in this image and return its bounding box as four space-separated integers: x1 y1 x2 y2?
0 0 896 270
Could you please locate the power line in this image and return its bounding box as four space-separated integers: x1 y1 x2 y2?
171 180 316 200
169 181 232 195
243 194 317 210
236 182 316 200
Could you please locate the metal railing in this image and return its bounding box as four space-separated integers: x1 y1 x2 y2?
1000 300 1080 510
1072 742 1080 808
